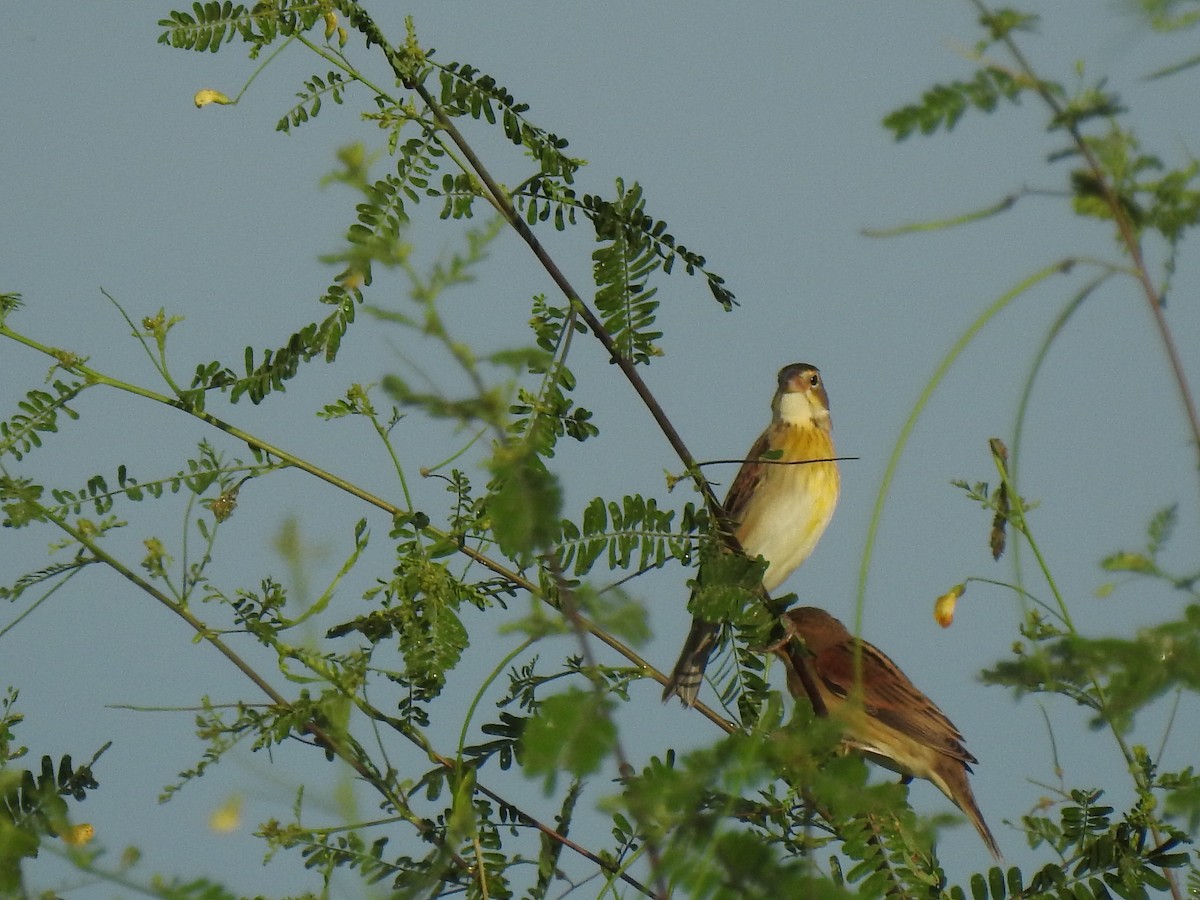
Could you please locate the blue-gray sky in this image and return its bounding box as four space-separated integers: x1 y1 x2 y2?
3 4 1199 896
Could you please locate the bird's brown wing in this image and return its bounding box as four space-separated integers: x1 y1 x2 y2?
663 428 773 705
720 427 771 524
815 638 977 766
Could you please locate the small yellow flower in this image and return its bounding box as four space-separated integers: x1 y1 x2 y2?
209 794 242 833
141 538 170 579
194 89 233 108
53 349 83 369
340 269 365 292
323 10 338 40
933 583 966 628
210 482 242 522
61 823 95 846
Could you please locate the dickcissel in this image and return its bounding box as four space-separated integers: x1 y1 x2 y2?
662 363 839 706
774 606 1001 859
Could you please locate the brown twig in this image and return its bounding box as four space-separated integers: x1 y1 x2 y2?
973 0 1200 509
545 557 671 897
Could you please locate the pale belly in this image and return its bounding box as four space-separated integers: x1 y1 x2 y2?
735 462 839 592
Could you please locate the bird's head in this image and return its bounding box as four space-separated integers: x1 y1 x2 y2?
773 363 832 427
780 606 851 655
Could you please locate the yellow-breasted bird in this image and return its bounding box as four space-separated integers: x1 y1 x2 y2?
774 606 1001 859
662 363 839 706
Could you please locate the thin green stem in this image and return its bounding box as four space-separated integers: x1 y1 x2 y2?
175 491 196 605
1008 274 1112 598
0 322 398 509
1012 272 1113 478
420 425 487 475
395 224 509 444
962 575 1057 621
854 258 1074 631
0 563 91 640
230 32 296 104
972 0 1200 511
861 192 1019 236
1006 507 1075 633
100 289 168 386
993 462 1144 782
296 32 393 101
365 405 418 526
455 635 536 759
297 32 490 211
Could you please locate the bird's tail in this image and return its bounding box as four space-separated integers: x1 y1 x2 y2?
661 617 720 706
934 763 1002 860
962 790 1002 861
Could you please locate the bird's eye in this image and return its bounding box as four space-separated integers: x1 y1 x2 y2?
808 373 820 387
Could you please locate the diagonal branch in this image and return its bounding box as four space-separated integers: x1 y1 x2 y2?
29 483 662 896
333 4 797 735
0 321 739 741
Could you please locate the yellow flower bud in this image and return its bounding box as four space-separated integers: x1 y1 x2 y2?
209 794 242 833
933 583 966 628
194 89 233 108
61 823 95 846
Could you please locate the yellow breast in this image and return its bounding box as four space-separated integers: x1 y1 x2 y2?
734 423 839 592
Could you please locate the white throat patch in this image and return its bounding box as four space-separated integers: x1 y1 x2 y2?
776 391 820 426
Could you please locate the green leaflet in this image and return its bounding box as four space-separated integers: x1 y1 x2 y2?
521 689 616 793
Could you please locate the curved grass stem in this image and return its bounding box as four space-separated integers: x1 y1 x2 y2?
854 258 1075 630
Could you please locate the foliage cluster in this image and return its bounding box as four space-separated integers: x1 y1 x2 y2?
3 2 1200 897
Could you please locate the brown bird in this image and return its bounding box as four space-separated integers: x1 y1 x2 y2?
774 606 1001 859
662 363 839 706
